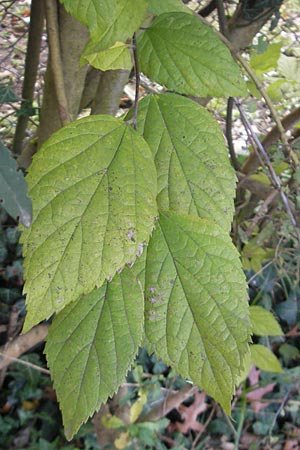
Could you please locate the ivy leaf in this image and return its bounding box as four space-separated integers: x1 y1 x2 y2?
0 80 20 104
0 140 32 227
250 344 283 373
81 40 132 70
21 115 157 331
132 93 236 230
147 0 192 15
250 305 283 336
45 267 144 440
61 0 147 48
137 12 247 97
145 211 250 412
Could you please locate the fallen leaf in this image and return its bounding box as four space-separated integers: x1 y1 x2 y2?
284 440 300 450
246 383 276 413
173 391 208 433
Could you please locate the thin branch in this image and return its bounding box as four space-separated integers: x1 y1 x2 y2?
191 403 217 449
132 33 140 130
44 0 70 126
226 97 240 171
234 99 299 238
199 0 217 17
216 0 229 38
234 58 298 169
245 189 278 237
268 390 291 441
197 15 299 169
0 324 49 370
136 384 198 423
242 106 300 174
0 352 50 375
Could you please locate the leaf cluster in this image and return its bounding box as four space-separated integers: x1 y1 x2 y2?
17 0 254 440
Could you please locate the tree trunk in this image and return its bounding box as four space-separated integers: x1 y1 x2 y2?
37 1 89 146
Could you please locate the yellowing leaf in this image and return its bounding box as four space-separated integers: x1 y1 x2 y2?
132 94 236 231
81 40 132 70
137 13 247 97
45 267 144 440
250 305 283 336
115 432 129 449
250 344 283 373
21 115 157 330
145 211 251 413
130 392 147 423
102 414 125 429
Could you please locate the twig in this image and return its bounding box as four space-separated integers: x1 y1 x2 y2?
132 33 140 130
247 260 274 286
191 403 217 449
268 390 291 442
44 0 70 126
197 15 299 169
0 352 50 375
226 97 240 171
234 58 298 169
242 106 300 174
216 0 229 38
136 384 198 423
245 190 278 237
0 324 49 370
234 98 299 239
234 386 247 450
199 0 217 17
0 305 21 388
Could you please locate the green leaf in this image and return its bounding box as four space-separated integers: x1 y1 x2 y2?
81 40 132 70
147 0 192 15
131 93 236 230
250 43 282 74
60 0 147 48
0 80 20 104
250 344 283 373
45 267 144 440
249 305 283 336
0 140 32 227
21 115 157 331
145 211 250 412
137 12 247 97
278 54 300 82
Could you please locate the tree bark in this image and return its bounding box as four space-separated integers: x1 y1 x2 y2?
37 1 89 147
12 0 44 155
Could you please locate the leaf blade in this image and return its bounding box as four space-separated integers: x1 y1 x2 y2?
21 115 157 330
250 305 283 336
81 40 132 70
137 12 247 97
61 0 147 48
45 267 144 439
145 212 250 412
250 344 283 373
132 93 236 230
